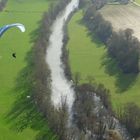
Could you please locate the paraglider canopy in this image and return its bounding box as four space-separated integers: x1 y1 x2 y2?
0 23 25 37
0 23 25 59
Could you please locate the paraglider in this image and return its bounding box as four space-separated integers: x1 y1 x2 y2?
0 23 25 37
0 23 25 58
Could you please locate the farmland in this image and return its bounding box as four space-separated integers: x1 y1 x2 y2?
100 3 140 40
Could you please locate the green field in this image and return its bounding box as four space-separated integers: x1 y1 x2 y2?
135 0 140 4
0 0 53 139
67 10 140 111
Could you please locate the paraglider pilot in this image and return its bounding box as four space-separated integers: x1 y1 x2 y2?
12 53 16 58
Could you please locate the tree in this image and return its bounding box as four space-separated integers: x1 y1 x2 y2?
119 103 140 138
92 0 107 9
107 28 140 73
83 10 112 43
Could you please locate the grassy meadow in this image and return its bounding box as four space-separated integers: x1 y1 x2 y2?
0 0 54 139
67 10 140 111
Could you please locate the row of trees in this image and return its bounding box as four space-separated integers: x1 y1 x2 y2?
61 12 74 80
83 5 140 73
83 6 112 43
108 0 129 4
91 0 129 9
92 0 107 9
79 0 92 8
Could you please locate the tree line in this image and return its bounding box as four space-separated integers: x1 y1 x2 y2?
61 12 75 80
90 0 129 10
83 5 140 73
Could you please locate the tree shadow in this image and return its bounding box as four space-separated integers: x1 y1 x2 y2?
77 19 103 48
5 50 56 139
87 31 103 47
77 18 137 93
101 53 138 93
5 22 56 139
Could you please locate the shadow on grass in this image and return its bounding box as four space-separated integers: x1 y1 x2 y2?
5 26 56 140
76 16 138 93
77 18 138 93
101 53 138 93
77 19 103 48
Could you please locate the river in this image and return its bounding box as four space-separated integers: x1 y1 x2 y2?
46 0 79 112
